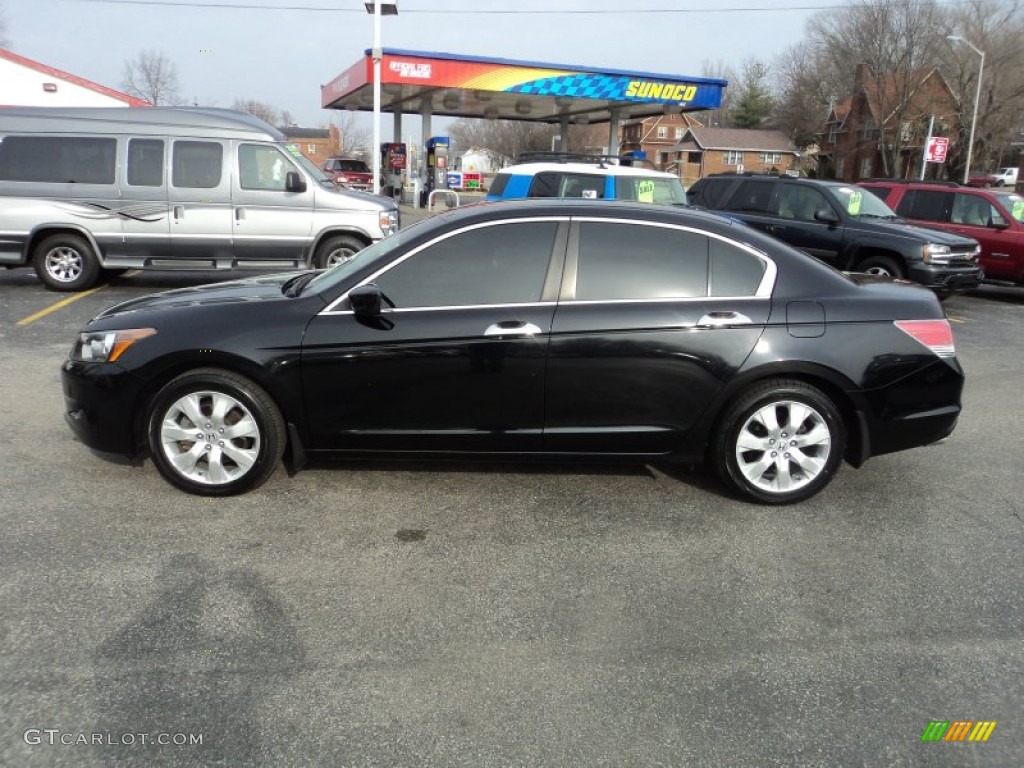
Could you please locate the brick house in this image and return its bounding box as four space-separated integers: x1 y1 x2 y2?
278 125 342 166
661 127 799 186
619 113 704 167
819 64 960 181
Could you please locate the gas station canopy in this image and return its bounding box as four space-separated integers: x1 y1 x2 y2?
321 49 727 124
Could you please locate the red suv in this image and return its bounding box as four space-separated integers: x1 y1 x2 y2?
322 157 373 191
861 180 1024 285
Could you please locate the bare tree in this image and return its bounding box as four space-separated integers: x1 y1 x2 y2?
773 42 843 149
700 59 738 128
121 50 181 106
330 111 372 155
448 119 556 163
231 99 280 125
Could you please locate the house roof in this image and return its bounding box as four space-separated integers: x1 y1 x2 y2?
279 127 330 139
830 67 956 128
681 127 796 152
0 48 149 107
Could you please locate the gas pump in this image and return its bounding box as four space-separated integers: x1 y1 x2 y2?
379 142 407 199
423 136 449 205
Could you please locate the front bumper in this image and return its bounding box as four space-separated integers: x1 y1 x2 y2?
61 360 146 457
908 263 983 294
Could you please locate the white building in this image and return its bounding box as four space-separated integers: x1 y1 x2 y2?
0 48 148 107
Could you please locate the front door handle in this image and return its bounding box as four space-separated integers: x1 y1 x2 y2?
697 311 753 328
173 205 184 220
483 321 544 338
235 207 245 221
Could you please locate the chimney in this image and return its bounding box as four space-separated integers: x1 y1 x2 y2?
854 62 871 92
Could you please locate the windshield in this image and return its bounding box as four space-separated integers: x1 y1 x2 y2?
615 176 688 205
338 159 370 173
995 193 1024 223
283 143 331 184
827 185 898 218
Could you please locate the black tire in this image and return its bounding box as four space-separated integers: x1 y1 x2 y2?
853 254 904 279
147 368 286 496
313 234 365 270
32 233 101 291
712 379 846 504
102 268 129 279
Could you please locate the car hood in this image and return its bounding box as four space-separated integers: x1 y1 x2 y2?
864 218 978 246
89 272 309 323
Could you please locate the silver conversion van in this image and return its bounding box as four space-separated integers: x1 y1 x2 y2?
0 107 399 290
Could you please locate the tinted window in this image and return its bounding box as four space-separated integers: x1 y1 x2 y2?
897 190 952 222
575 222 708 301
774 185 830 221
374 222 557 308
127 138 164 186
696 177 736 208
726 180 774 213
527 172 560 198
239 144 297 190
0 135 115 184
710 239 766 296
559 174 605 199
172 141 223 189
615 176 688 205
488 172 510 197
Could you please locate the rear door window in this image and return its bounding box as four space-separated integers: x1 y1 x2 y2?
127 139 165 187
725 180 774 213
172 141 223 189
896 190 952 222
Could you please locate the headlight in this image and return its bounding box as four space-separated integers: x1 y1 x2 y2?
71 328 156 363
379 210 399 236
922 243 952 264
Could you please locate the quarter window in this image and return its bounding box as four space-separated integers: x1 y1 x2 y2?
172 141 223 189
0 135 115 184
710 239 766 296
373 222 558 308
575 222 708 301
127 139 164 187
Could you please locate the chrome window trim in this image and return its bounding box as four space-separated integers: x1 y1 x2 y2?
567 216 777 299
319 216 570 315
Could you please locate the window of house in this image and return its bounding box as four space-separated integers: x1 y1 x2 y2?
859 157 873 179
373 222 557 308
827 127 837 144
836 158 846 178
127 139 164 187
657 127 667 139
687 151 701 164
724 150 743 165
575 222 708 301
0 135 116 184
674 128 683 139
307 144 316 154
172 141 223 189
759 152 783 165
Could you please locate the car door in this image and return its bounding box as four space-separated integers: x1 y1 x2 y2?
168 138 234 262
300 218 568 451
232 143 313 263
720 178 777 234
544 218 773 455
764 182 845 265
114 137 171 261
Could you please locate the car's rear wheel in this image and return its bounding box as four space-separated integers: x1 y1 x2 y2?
313 234 365 269
713 379 845 504
33 233 101 291
854 254 904 279
147 368 285 496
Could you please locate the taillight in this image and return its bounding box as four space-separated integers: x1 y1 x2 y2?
894 319 955 358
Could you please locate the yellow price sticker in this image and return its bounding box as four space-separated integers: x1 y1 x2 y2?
1012 200 1024 221
637 179 655 203
847 189 862 215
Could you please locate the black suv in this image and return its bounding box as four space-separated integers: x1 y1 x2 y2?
687 174 982 295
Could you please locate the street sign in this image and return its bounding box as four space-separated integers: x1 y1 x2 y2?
926 136 949 163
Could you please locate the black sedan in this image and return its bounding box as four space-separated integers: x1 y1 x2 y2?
62 199 964 503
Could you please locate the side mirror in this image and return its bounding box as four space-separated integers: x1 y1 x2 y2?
349 284 382 317
285 171 307 193
990 219 1011 230
814 207 840 225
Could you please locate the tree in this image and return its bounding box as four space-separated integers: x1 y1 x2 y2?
121 50 181 106
773 42 843 149
231 99 280 126
330 111 372 155
700 59 738 128
448 118 557 163
731 59 776 129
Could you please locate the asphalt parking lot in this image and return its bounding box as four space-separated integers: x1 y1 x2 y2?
1 258 1021 766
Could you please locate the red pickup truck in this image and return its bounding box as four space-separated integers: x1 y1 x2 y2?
322 157 373 191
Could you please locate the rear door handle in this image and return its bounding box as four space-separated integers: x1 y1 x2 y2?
483 321 544 338
697 311 753 328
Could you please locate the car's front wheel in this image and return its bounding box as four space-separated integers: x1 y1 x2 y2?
854 254 904 279
147 368 285 495
713 379 846 504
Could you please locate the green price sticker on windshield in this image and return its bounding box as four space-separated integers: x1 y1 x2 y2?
637 179 655 203
1013 200 1024 221
847 189 862 215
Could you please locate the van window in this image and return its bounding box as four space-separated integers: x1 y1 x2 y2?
239 144 297 191
127 139 164 187
0 135 115 184
172 141 223 189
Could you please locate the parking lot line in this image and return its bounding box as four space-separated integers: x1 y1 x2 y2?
947 315 966 324
15 284 108 327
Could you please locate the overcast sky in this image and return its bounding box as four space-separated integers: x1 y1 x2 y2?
6 0 844 135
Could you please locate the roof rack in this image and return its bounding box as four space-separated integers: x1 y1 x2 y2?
861 177 961 187
515 151 654 169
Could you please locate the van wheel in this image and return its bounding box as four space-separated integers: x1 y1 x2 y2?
33 234 101 291
854 254 904 279
314 235 365 269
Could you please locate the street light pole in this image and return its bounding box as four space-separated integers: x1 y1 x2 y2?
947 35 985 185
365 2 398 196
